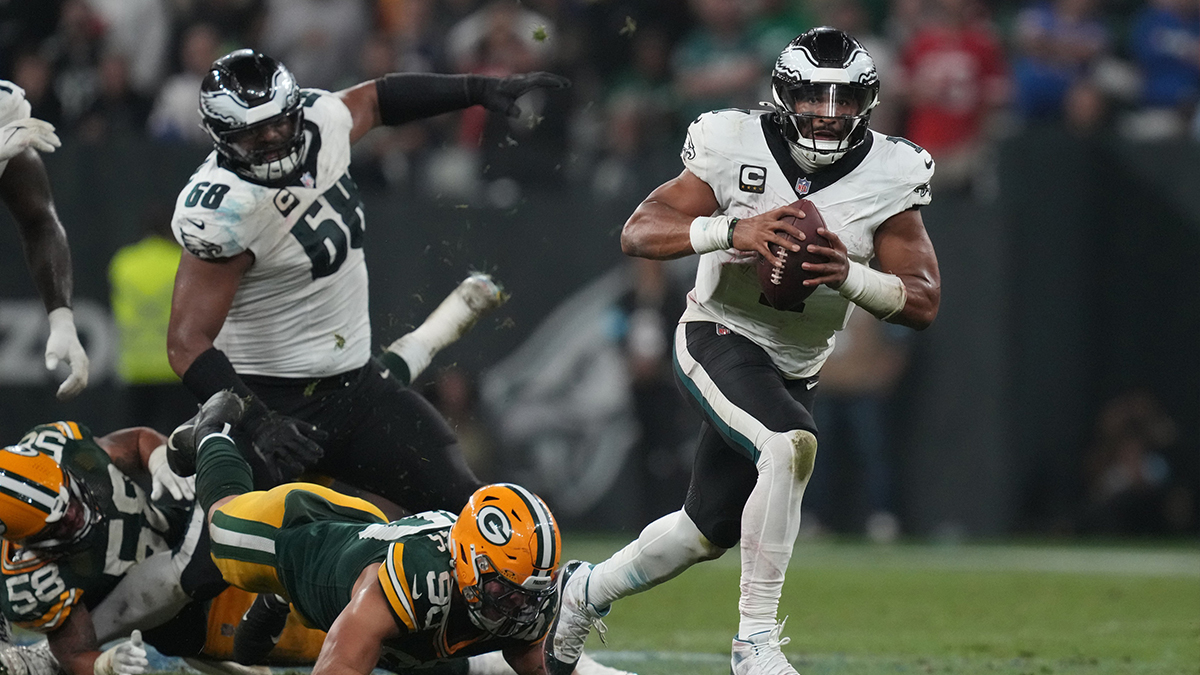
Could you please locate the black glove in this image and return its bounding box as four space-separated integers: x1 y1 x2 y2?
470 72 571 118
244 411 327 484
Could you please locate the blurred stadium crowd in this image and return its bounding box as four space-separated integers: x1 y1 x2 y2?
0 0 1196 204
0 0 1195 542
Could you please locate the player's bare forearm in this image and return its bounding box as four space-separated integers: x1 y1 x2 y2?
621 169 720 260
313 566 398 675
874 209 940 330
167 252 251 376
0 150 73 311
504 643 552 675
47 606 101 675
96 427 167 475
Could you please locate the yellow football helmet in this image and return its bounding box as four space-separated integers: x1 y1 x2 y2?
450 483 561 637
0 446 99 553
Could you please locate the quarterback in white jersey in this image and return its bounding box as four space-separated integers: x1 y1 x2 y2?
545 28 941 675
0 82 89 400
166 50 569 511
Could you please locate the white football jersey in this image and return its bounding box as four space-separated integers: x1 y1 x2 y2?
678 109 934 378
0 81 32 180
171 89 370 378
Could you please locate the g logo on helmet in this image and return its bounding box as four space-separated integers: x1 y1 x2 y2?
476 505 512 545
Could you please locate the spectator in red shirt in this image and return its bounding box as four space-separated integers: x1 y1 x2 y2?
899 0 1009 193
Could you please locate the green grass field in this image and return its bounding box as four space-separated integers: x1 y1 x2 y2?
564 536 1200 675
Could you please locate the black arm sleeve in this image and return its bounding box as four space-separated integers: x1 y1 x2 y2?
181 347 270 420
375 73 488 126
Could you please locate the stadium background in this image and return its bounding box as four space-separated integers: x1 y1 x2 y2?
0 0 1195 543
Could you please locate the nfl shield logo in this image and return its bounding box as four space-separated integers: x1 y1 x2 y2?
715 324 731 336
301 172 316 189
794 177 811 195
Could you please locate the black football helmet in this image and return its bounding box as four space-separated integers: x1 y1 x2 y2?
770 27 879 167
199 50 306 183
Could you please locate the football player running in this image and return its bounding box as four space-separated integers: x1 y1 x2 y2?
0 81 89 400
164 390 598 675
544 27 941 675
167 50 569 510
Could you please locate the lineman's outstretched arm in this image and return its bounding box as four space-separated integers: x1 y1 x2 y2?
168 253 325 483
338 72 570 144
619 169 804 266
311 565 400 675
0 149 88 400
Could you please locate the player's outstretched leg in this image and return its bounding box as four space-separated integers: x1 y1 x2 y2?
166 390 246 477
543 561 608 675
233 593 291 665
380 273 507 385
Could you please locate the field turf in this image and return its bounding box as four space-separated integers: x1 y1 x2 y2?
564 536 1199 675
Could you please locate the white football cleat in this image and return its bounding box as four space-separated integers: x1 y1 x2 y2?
385 273 508 383
544 561 609 675
730 620 798 675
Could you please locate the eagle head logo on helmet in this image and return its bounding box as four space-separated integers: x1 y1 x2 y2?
450 483 561 637
199 49 307 184
770 27 880 169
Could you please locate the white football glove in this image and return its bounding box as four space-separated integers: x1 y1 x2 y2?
0 117 61 162
93 630 148 675
148 444 195 501
45 307 89 401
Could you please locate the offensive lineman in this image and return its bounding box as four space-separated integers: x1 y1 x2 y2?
545 28 941 675
0 82 89 400
166 50 568 508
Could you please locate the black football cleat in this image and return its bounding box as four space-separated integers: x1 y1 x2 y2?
233 593 291 665
167 390 245 477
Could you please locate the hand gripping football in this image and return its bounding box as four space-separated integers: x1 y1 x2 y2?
757 199 830 311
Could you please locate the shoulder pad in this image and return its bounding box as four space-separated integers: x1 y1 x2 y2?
377 542 418 631
171 162 261 260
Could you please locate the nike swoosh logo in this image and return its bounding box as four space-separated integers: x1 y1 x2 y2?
186 218 206 230
806 379 819 390
924 159 933 169
410 577 422 600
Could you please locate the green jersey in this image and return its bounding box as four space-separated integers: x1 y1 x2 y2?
223 489 553 668
0 422 192 631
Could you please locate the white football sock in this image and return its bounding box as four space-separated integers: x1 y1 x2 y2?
386 274 505 382
586 509 726 610
738 429 817 638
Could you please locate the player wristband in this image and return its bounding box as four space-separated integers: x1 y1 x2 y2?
836 261 908 320
181 347 271 421
690 216 736 254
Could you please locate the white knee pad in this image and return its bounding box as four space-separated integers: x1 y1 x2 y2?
755 429 818 487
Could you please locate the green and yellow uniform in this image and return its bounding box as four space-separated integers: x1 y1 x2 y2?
0 423 191 631
210 484 553 670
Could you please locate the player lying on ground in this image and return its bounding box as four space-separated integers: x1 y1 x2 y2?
163 390 589 675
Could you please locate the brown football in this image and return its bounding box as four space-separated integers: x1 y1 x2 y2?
757 199 830 311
